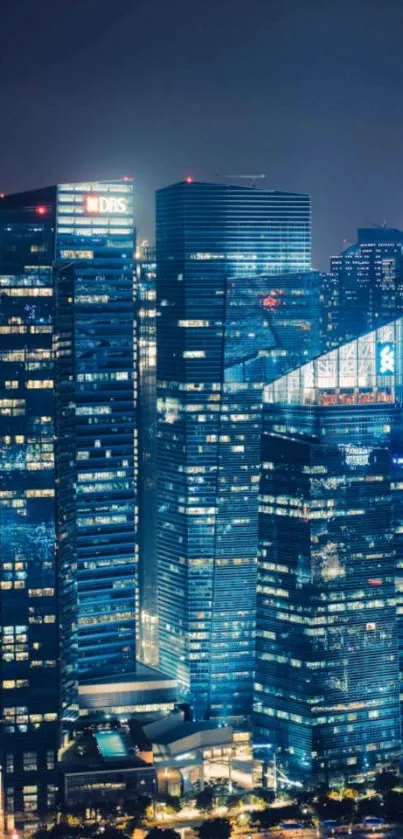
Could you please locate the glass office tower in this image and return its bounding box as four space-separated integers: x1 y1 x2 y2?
262 270 324 378
322 228 403 350
56 181 137 682
136 244 159 666
0 267 60 826
255 321 403 781
156 180 311 722
0 181 136 824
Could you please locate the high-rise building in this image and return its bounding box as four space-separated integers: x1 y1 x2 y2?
0 181 136 825
0 267 61 825
136 243 159 666
322 228 403 350
156 180 312 723
254 320 403 781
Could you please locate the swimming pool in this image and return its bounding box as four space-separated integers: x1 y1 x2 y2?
95 730 129 759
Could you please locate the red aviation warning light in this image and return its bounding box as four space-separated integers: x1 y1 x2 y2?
35 205 47 216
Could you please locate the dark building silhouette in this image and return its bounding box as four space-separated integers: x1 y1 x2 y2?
322 228 403 350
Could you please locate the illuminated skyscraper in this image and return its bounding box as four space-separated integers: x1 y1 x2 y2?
156 180 312 722
322 228 403 350
136 244 159 666
255 321 403 781
0 181 136 825
0 267 61 825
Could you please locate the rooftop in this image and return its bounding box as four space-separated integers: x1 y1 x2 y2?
60 724 152 772
264 318 403 407
79 662 176 689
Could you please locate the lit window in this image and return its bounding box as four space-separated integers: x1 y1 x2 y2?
23 752 37 772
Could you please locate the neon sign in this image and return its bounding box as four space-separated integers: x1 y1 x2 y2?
376 342 395 376
84 195 128 215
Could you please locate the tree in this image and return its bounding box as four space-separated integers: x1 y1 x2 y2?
34 826 79 839
225 794 241 811
198 819 232 839
101 829 128 839
383 789 403 821
357 797 382 819
123 795 152 817
164 795 182 814
145 830 181 839
374 771 399 793
97 800 119 821
250 788 275 807
250 807 279 830
195 785 215 813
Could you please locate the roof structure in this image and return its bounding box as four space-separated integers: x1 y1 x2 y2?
264 318 403 407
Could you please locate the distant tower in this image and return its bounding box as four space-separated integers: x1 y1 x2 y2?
323 227 403 349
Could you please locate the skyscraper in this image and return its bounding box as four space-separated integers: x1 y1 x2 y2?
136 243 159 666
0 181 136 825
156 180 312 722
0 267 61 826
254 321 403 781
322 228 403 350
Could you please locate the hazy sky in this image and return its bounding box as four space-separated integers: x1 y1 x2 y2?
1 0 403 268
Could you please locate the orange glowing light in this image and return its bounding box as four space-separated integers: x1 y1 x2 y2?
263 294 280 310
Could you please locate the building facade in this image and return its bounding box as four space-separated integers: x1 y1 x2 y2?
262 270 323 377
56 181 137 684
322 228 403 350
0 181 136 824
0 267 60 826
254 321 403 780
136 244 159 666
156 180 312 723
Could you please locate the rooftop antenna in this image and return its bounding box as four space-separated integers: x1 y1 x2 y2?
224 173 266 188
365 221 388 229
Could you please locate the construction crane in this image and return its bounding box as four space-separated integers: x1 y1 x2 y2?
224 173 266 188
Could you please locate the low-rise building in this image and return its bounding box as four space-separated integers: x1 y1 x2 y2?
78 664 178 720
144 714 253 793
60 726 156 806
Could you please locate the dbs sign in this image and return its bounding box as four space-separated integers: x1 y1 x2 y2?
84 195 128 214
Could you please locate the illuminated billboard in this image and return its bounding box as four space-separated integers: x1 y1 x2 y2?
84 195 129 214
376 342 395 376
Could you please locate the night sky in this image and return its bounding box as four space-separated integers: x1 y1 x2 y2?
1 0 403 268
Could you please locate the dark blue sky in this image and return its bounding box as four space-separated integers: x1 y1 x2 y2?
1 0 403 268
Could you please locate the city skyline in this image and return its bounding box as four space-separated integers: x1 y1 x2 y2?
2 172 403 829
4 0 403 831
